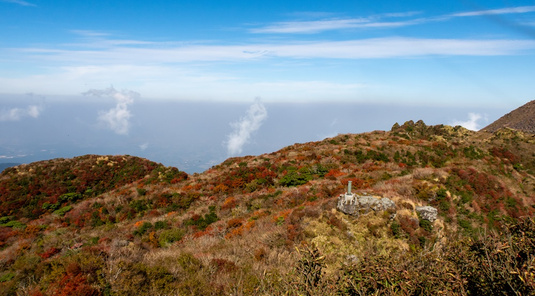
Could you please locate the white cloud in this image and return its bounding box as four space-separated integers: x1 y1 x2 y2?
27 105 40 118
15 37 535 65
250 18 424 34
226 99 268 155
139 143 149 151
0 0 35 6
450 113 484 131
70 30 111 37
451 5 535 17
83 87 138 135
0 105 41 121
250 5 535 34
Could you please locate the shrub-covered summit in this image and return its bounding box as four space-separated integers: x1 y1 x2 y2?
0 155 187 219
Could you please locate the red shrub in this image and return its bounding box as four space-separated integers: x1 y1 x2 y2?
50 272 101 296
39 247 61 259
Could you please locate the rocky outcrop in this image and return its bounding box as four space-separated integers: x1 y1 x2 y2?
416 206 438 222
337 193 396 216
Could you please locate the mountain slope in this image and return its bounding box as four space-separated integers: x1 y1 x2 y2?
0 121 534 295
482 100 535 134
0 164 20 174
0 155 187 219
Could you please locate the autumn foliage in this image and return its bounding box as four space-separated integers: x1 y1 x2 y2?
1 121 535 295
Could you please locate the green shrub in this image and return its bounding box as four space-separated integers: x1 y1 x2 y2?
183 206 218 230
279 168 311 187
0 216 14 224
419 219 433 232
159 228 184 247
439 200 451 212
154 220 167 230
134 222 153 236
42 202 60 211
0 272 15 282
458 219 473 232
3 220 26 229
463 145 484 160
59 192 82 202
459 191 473 204
53 205 72 216
391 221 401 238
130 199 150 213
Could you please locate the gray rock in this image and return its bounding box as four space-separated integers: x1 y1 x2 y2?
337 193 396 216
416 206 438 222
375 198 396 211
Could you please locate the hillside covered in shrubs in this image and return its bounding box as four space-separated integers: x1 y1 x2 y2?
1 121 535 295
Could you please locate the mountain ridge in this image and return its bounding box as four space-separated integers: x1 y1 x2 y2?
482 100 535 134
1 117 534 295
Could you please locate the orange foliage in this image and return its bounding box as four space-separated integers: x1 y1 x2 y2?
226 218 244 229
23 224 40 238
221 196 237 210
182 184 195 191
251 209 269 220
225 220 255 239
193 226 213 238
325 169 345 178
214 183 229 193
149 231 158 247
272 209 292 224
325 169 345 177
29 289 44 296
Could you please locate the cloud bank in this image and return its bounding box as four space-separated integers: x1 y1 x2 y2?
83 87 138 135
450 113 484 131
0 105 41 121
226 99 268 156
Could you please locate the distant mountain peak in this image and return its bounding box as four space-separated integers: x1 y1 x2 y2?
482 100 535 134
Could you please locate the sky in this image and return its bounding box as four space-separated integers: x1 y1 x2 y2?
1 0 534 172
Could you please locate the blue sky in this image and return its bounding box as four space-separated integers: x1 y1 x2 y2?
1 0 535 171
1 0 534 105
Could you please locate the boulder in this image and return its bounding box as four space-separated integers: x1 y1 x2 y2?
416 206 438 222
337 193 396 216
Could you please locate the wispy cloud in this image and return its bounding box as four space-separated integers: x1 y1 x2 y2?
450 5 535 17
0 154 27 159
1 0 35 6
250 17 423 34
16 37 535 64
251 5 535 34
450 113 485 131
226 99 268 155
70 30 111 37
83 87 138 135
0 105 41 121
